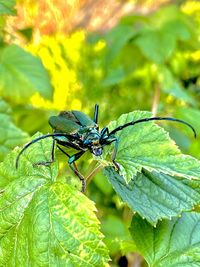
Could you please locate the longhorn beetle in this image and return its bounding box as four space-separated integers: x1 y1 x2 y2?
16 104 196 192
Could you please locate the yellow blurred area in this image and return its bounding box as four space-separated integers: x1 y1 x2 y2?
28 31 85 111
190 50 200 61
182 0 200 15
94 40 106 52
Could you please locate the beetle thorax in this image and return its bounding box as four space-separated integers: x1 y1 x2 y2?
83 129 103 156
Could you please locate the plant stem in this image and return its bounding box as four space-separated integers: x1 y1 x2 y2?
86 164 104 185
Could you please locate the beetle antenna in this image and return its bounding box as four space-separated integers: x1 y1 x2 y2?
15 133 75 169
94 104 99 124
109 117 197 138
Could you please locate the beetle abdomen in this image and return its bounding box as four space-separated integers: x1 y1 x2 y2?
48 115 79 134
72 110 96 127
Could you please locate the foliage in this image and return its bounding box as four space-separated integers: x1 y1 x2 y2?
0 1 200 266
130 212 200 267
104 167 200 225
0 135 109 266
0 0 16 16
0 99 28 161
0 44 52 104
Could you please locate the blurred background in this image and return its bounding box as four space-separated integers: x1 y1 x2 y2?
1 0 200 266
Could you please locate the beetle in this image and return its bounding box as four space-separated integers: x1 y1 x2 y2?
16 104 196 192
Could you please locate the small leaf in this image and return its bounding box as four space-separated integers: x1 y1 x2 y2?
104 167 200 225
0 99 28 161
0 135 109 266
130 212 200 267
104 111 200 183
17 27 33 42
0 45 52 104
0 0 16 15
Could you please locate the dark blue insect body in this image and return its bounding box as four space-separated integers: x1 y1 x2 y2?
16 104 196 192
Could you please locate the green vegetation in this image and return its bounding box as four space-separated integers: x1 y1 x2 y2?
0 1 200 266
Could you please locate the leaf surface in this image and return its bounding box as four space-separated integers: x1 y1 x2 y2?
135 29 176 63
104 111 200 183
130 212 200 267
0 99 29 161
0 134 109 266
105 24 137 62
0 45 52 104
104 167 200 225
0 0 16 15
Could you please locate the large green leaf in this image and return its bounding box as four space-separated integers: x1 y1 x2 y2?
0 45 52 104
175 107 200 132
133 5 194 64
130 212 200 267
0 0 16 15
101 214 136 255
105 24 137 62
104 167 200 225
0 99 29 161
174 107 200 158
0 98 11 113
103 111 200 183
101 66 125 87
158 66 196 105
135 29 176 63
0 134 109 266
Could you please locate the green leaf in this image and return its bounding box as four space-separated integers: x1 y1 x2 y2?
0 99 28 161
101 66 125 86
0 134 109 266
101 214 134 255
105 24 137 62
133 5 194 64
163 20 191 41
175 107 200 133
135 29 176 63
104 167 200 225
0 0 16 15
174 107 200 158
0 45 53 104
17 27 33 42
104 111 200 183
0 98 11 113
158 66 196 105
130 212 200 267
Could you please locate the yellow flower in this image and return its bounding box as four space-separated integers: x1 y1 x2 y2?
26 31 86 111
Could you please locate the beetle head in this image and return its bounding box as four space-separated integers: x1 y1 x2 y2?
91 146 103 156
83 130 103 156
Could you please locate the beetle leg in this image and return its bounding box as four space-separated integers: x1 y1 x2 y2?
33 139 56 166
111 138 120 172
100 127 109 139
68 151 86 192
94 104 99 124
57 145 78 171
103 136 120 172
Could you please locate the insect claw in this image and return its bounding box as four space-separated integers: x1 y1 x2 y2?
81 179 86 193
33 161 53 167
